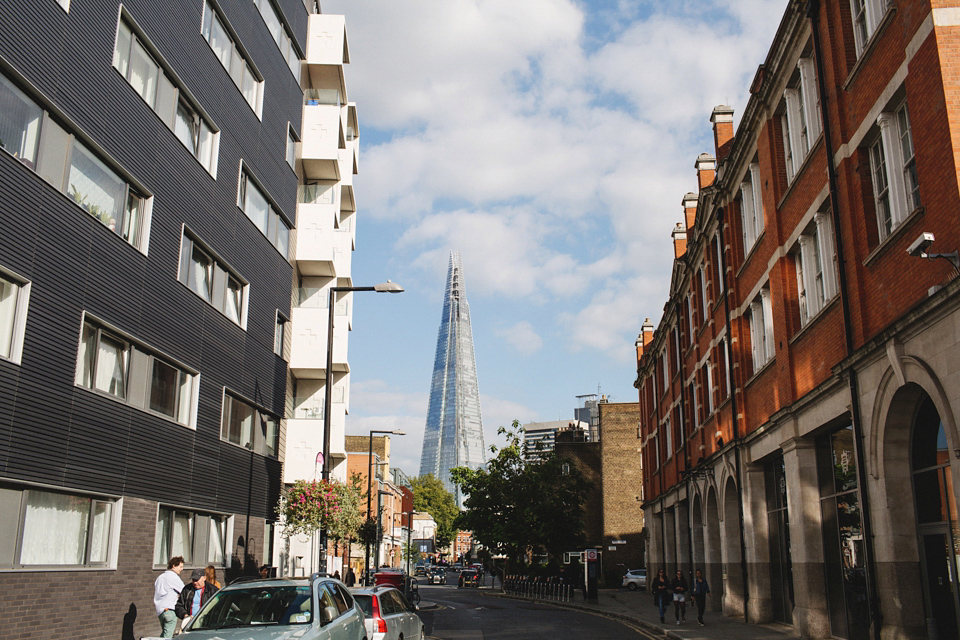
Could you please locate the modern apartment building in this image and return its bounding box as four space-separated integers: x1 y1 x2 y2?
0 0 304 637
274 5 359 578
636 1 960 638
419 251 486 506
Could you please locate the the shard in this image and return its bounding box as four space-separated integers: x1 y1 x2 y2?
419 251 486 506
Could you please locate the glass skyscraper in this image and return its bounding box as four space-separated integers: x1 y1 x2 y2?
419 251 486 506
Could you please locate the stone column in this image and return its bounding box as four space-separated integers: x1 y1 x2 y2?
782 438 830 638
743 463 773 623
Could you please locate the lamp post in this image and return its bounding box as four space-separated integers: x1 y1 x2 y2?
404 510 417 576
375 489 391 574
364 429 404 584
318 281 402 574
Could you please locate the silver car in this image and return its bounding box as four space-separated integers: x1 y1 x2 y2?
171 575 367 640
350 585 424 640
622 568 647 591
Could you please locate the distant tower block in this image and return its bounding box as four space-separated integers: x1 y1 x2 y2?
419 251 486 506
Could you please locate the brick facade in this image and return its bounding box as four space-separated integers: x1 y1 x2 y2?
635 1 960 637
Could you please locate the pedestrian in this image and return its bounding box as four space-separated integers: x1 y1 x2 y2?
204 565 221 589
346 567 356 587
692 569 710 626
154 556 185 638
176 568 218 630
650 568 670 623
334 569 341 581
670 569 689 624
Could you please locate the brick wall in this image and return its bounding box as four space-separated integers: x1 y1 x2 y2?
598 402 644 584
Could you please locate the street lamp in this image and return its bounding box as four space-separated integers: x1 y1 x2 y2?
364 429 405 584
404 510 418 576
375 489 391 575
322 281 404 481
318 281 402 574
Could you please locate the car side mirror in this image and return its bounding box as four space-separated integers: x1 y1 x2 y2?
321 605 339 625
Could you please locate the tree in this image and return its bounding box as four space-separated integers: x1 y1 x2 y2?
450 421 591 570
410 474 458 550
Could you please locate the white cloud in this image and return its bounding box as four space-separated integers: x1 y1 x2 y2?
497 321 543 355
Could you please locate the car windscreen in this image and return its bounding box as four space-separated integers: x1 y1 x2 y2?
188 585 312 630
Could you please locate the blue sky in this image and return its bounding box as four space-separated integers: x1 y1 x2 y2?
319 0 787 475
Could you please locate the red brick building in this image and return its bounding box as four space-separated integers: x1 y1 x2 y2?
636 1 960 638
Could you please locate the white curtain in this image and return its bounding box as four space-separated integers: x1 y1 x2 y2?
95 335 126 397
0 277 18 359
20 491 89 565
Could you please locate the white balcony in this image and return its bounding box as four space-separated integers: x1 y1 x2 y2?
288 307 349 378
306 14 349 66
283 413 346 483
302 102 342 181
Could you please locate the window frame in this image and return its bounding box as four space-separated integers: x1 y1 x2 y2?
201 1 264 117
220 391 281 458
0 269 30 365
748 287 775 372
178 231 249 328
153 505 230 569
870 100 920 242
274 311 287 358
0 484 120 570
238 167 293 259
850 0 891 58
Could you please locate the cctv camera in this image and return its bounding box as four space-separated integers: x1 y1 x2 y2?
907 232 936 257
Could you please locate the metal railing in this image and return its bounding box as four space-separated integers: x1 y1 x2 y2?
502 575 575 602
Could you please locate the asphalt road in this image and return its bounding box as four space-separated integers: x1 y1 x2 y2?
415 579 657 640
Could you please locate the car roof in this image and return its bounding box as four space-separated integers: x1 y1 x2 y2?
349 584 400 596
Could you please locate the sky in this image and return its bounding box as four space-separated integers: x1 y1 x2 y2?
319 0 788 476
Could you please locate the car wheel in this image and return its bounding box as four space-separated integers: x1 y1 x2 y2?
627 582 637 591
420 626 425 640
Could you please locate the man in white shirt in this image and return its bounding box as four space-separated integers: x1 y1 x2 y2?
154 556 185 637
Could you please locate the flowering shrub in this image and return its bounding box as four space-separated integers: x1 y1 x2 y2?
277 479 364 542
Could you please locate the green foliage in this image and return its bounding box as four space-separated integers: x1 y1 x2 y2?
451 420 591 570
357 517 380 547
410 473 459 550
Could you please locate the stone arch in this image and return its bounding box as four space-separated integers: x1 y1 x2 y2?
692 490 705 574
705 484 722 613
722 475 745 616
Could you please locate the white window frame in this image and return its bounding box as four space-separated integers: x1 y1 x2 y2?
796 213 838 323
782 57 821 182
76 317 199 427
749 287 775 371
238 167 292 259
252 0 303 79
871 101 919 241
660 349 669 392
686 294 694 344
178 231 249 328
663 416 672 460
698 265 708 322
705 359 715 415
1 485 121 570
740 163 763 250
221 391 280 458
202 1 264 117
0 270 30 365
153 505 231 568
850 0 891 57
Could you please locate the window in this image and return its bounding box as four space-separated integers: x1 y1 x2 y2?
221 393 280 457
239 170 292 258
76 319 197 425
691 380 700 429
740 163 763 251
698 265 708 322
663 416 672 459
178 232 248 326
685 294 694 345
286 125 298 169
68 139 144 245
781 56 821 182
274 312 286 357
870 101 919 241
114 16 220 175
0 485 116 569
748 287 775 372
851 0 891 56
0 271 29 364
660 349 669 392
154 506 227 567
113 20 159 107
253 0 302 78
705 359 715 415
0 73 42 168
202 1 264 114
795 212 837 323
713 232 724 296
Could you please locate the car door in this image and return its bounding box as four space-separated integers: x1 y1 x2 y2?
322 582 363 640
391 590 420 639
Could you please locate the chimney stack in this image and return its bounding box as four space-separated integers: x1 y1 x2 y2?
636 318 655 361
711 105 735 162
696 153 716 190
683 192 698 233
672 222 687 258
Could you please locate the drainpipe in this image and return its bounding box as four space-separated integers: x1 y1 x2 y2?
717 206 751 624
808 1 881 637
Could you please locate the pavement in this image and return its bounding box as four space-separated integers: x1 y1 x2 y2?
476 587 804 640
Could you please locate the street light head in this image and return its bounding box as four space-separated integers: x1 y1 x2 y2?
391 430 406 436
374 280 404 293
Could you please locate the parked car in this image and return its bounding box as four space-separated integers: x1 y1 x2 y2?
174 574 365 640
350 584 425 640
428 567 446 585
622 568 647 591
457 569 479 588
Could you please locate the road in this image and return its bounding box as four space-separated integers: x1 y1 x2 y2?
414 575 657 640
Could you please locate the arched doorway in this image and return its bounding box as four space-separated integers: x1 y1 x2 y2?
912 394 960 639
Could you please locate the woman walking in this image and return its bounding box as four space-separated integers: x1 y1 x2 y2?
650 568 671 623
670 569 688 624
692 569 710 626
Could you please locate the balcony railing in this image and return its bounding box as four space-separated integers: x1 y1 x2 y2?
299 184 337 205
304 88 340 107
293 396 324 420
297 287 328 308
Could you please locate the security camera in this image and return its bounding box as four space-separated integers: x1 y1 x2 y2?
907 232 936 257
